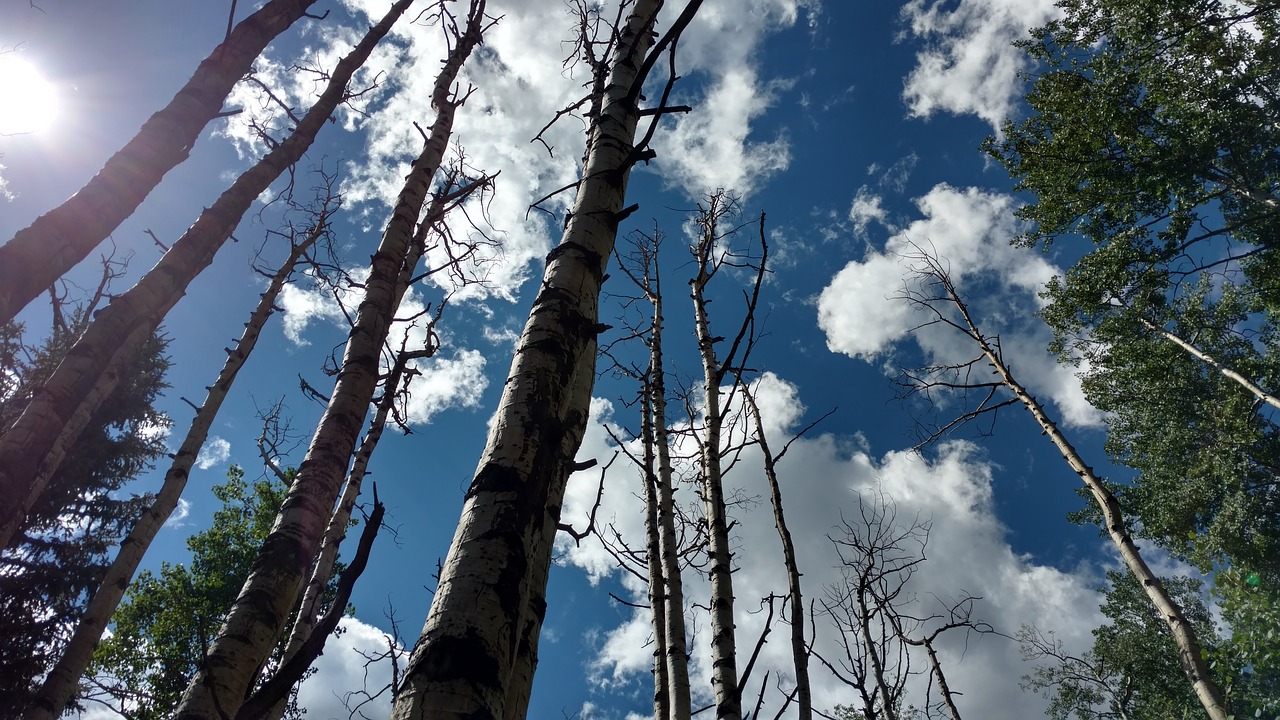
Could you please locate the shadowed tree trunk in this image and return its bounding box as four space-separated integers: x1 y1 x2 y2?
23 190 337 720
388 2 699 717
0 0 321 327
0 0 414 555
170 3 488 717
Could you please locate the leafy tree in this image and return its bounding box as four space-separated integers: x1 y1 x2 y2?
1021 571 1211 720
89 465 309 720
987 2 1280 698
0 312 170 712
986 0 1280 570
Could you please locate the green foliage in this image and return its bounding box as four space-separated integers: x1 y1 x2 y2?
0 317 170 711
90 465 300 720
992 4 1280 710
1022 571 1212 720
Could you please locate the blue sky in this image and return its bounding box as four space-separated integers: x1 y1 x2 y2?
0 1 1184 718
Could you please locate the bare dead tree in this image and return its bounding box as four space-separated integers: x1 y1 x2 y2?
816 489 986 720
25 174 341 720
894 247 1228 720
173 3 493 717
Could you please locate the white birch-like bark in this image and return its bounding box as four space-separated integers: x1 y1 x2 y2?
649 286 692 720
0 3 411 555
740 386 811 720
171 3 487 717
925 262 1230 720
1137 316 1280 411
691 218 742 720
0 0 320 327
390 3 666 717
641 377 672 720
23 214 330 720
264 170 475 720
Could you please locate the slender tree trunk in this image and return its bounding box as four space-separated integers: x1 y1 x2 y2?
23 211 331 720
0 0 320 327
740 386 811 720
263 167 479 720
641 376 672 720
171 3 485 717
0 4 409 555
390 3 669 717
649 287 692 720
691 218 742 720
1137 315 1280 411
928 263 1230 720
262 350 413 720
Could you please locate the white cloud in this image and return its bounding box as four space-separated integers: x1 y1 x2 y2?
164 498 192 529
558 376 1104 718
817 183 1099 427
848 185 891 239
401 348 489 424
900 0 1061 134
195 436 232 470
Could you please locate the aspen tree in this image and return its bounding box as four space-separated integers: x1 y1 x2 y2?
899 249 1229 720
0 0 323 326
0 1 415 554
389 2 705 717
24 189 337 720
172 3 489 717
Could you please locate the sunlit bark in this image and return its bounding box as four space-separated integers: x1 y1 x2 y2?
690 197 742 720
389 2 673 717
0 2 411 555
0 0 321 326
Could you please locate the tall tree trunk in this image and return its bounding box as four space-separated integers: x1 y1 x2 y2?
0 4 410 555
922 258 1230 720
1137 315 1280 411
171 4 484 718
641 376 672 720
23 208 332 720
691 209 742 720
390 3 671 717
740 385 811 720
266 170 480 720
646 282 693 720
0 0 320 327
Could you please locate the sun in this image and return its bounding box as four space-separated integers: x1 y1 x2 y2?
0 53 59 136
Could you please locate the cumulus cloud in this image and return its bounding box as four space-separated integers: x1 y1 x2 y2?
401 348 489 424
817 182 1099 428
557 376 1103 718
900 0 1060 134
195 436 232 470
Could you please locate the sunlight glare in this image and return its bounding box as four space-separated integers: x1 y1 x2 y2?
0 53 59 136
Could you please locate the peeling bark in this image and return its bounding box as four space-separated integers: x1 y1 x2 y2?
0 3 410 555
390 3 669 718
170 2 485 717
23 211 331 720
0 0 320 326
